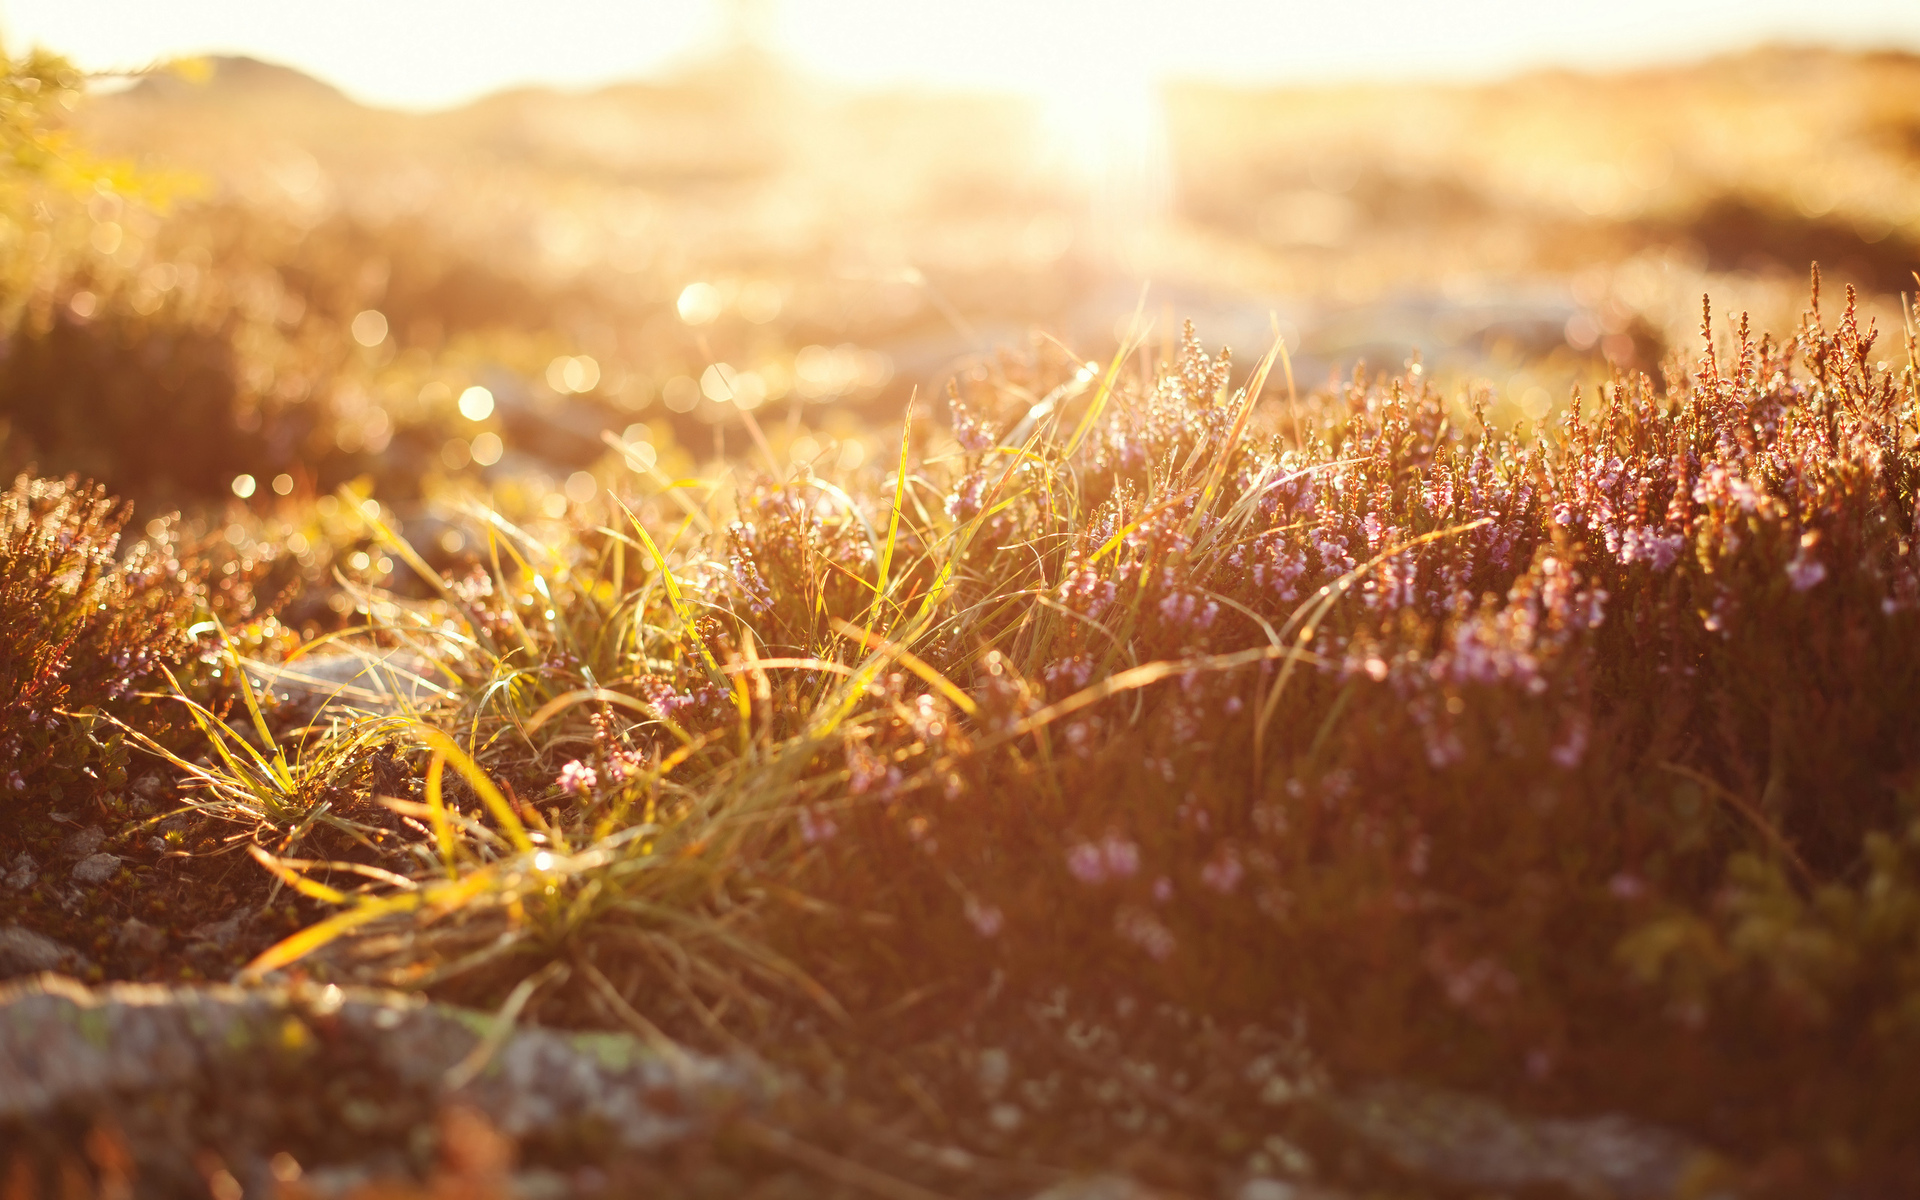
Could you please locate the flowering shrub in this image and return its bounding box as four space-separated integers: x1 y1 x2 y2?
244 279 1920 1190
0 475 197 815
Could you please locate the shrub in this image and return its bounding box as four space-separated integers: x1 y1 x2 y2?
0 474 197 815
223 278 1920 1189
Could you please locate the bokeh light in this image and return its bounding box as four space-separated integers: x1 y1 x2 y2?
350 309 388 347
457 386 495 421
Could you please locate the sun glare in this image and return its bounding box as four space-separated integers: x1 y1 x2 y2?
1035 68 1169 237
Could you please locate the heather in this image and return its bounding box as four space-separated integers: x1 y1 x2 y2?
5 40 1920 1200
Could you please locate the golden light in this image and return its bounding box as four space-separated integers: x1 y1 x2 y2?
350 309 388 347
457 386 495 421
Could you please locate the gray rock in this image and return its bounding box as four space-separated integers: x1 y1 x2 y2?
1326 1079 1711 1200
1234 1183 1351 1200
2 852 35 891
116 918 168 956
190 913 249 948
70 852 121 885
0 975 770 1184
0 927 89 979
1027 1177 1161 1200
58 826 105 859
255 649 443 722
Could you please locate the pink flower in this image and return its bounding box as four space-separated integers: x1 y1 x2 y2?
1115 906 1177 960
1200 851 1244 894
1101 834 1140 878
556 760 597 797
1549 718 1589 769
798 807 838 845
1066 842 1107 884
1608 872 1647 900
1786 551 1826 591
965 898 1004 937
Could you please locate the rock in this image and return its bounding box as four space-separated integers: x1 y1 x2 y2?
190 913 250 948
256 649 441 723
116 918 168 956
1234 1182 1351 1200
70 852 121 885
1028 1177 1163 1200
58 825 105 859
0 927 90 979
3 852 36 890
1326 1079 1712 1200
0 975 770 1189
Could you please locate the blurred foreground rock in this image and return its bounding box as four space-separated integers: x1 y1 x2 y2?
0 927 92 980
0 974 769 1195
0 973 1724 1198
1326 1079 1716 1200
254 649 444 723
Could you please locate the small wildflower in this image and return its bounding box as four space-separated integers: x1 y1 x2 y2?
965 897 1004 937
1549 718 1589 769
1787 532 1826 591
1200 850 1244 894
1608 872 1648 900
798 807 838 845
1101 834 1140 878
556 759 597 797
1066 842 1107 884
1115 906 1177 960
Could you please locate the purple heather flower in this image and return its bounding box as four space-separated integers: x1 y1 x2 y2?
798 807 838 845
1200 850 1244 894
1787 536 1827 591
1549 718 1589 769
1066 842 1107 884
1608 873 1648 900
964 898 1004 937
1115 906 1177 960
1101 834 1141 878
556 759 597 797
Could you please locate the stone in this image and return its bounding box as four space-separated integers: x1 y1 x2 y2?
0 926 89 979
0 975 770 1190
58 825 105 859
116 918 168 955
2 852 36 891
70 852 121 885
1325 1079 1711 1200
255 649 440 724
190 913 249 948
1028 1177 1162 1200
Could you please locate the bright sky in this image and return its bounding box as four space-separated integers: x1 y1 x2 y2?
4 0 1919 110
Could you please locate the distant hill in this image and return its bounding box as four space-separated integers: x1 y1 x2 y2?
119 54 353 107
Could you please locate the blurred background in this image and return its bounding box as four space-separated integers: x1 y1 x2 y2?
1 0 1918 530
